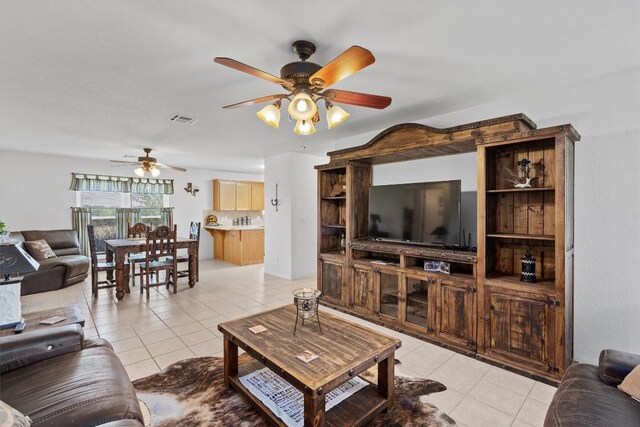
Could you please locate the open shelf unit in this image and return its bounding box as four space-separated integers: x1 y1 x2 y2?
316 115 578 382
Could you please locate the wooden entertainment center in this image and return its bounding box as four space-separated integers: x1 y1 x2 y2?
316 114 579 382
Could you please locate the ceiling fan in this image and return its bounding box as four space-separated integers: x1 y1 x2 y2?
214 40 392 135
110 148 187 177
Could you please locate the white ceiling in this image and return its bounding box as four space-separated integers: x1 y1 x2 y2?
0 1 637 174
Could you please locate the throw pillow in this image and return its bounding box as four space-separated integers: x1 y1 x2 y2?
0 400 31 427
618 364 640 402
24 239 56 261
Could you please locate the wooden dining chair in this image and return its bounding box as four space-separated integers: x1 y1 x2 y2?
127 222 150 287
88 225 129 298
168 221 201 283
139 225 178 298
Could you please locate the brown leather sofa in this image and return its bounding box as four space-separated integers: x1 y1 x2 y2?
0 324 144 426
11 229 90 295
544 349 640 426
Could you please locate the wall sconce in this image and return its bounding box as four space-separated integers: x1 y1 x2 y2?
184 182 199 196
270 183 279 212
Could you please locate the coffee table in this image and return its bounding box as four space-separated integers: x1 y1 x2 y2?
218 305 401 427
0 305 85 337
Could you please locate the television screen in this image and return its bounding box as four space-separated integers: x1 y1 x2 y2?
368 180 461 246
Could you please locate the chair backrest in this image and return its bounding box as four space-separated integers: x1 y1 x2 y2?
145 225 177 260
87 224 98 266
128 222 149 238
189 222 201 241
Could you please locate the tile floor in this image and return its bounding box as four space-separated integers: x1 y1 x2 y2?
20 259 555 427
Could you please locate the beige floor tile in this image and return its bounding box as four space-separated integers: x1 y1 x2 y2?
482 366 535 396
400 350 446 378
528 382 557 404
100 328 138 343
189 309 219 321
140 328 177 345
180 328 218 346
162 315 195 328
468 379 528 416
189 338 224 357
421 387 465 414
511 419 536 427
110 336 144 353
118 347 152 366
516 398 548 426
429 364 486 394
444 353 492 376
154 347 197 370
146 337 186 357
125 359 161 382
450 397 513 427
170 321 204 336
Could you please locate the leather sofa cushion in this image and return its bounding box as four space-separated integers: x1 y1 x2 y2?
21 230 80 255
545 363 640 426
58 255 90 279
0 338 143 427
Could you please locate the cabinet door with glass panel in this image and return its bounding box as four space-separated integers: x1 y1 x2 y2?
376 268 401 322
401 273 436 334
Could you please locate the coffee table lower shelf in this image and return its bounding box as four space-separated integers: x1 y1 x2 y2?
232 359 388 427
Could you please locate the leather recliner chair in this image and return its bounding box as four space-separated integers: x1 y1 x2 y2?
0 324 144 426
544 349 640 426
10 229 90 295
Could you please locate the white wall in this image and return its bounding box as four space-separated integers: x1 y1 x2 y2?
264 152 327 280
0 150 263 259
330 67 640 364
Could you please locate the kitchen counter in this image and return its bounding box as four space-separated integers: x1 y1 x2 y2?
204 226 264 265
204 225 264 231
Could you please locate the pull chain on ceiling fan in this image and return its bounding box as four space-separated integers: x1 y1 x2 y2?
214 40 392 135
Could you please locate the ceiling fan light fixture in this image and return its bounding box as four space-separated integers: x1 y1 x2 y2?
134 167 145 177
150 167 161 177
256 102 281 129
293 119 316 136
326 102 350 129
287 91 317 121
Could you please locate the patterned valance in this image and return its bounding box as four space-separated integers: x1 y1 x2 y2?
70 173 174 195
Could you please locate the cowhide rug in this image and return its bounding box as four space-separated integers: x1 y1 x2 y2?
133 355 456 427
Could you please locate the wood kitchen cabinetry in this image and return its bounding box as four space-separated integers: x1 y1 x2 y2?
213 180 264 211
316 114 578 382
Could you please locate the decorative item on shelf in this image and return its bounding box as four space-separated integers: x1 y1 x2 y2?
270 183 279 212
206 214 219 226
184 182 199 196
339 233 346 255
329 182 346 197
520 251 537 283
292 288 322 335
505 158 541 189
0 243 39 330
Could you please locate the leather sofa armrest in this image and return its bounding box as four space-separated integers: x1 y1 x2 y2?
598 348 640 386
0 324 84 374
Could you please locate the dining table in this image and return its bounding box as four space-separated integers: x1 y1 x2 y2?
104 237 198 300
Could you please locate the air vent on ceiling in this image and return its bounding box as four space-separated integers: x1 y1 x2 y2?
169 114 199 125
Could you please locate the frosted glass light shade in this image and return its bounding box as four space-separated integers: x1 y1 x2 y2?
150 167 160 177
287 92 317 121
257 104 281 129
293 120 316 135
134 167 145 177
326 105 350 129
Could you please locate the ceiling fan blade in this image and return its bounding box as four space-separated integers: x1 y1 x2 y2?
309 46 375 89
110 160 139 164
324 89 392 109
214 57 292 87
155 162 187 172
222 94 289 109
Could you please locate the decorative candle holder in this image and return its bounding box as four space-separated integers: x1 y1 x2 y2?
292 288 322 334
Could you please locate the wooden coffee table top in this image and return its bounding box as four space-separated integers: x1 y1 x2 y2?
218 305 401 392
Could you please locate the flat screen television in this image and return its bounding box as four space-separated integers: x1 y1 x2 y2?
368 180 461 246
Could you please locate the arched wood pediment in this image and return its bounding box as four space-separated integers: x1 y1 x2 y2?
327 113 537 164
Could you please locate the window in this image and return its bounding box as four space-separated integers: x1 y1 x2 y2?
78 191 170 252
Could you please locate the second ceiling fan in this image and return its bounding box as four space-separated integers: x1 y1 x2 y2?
214 40 392 135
